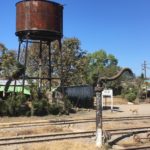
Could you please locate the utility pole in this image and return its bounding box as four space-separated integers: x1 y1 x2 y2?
142 60 150 100
142 61 147 79
142 61 148 100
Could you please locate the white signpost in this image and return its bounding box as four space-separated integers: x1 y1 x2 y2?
102 89 113 111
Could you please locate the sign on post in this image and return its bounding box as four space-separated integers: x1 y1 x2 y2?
102 89 113 111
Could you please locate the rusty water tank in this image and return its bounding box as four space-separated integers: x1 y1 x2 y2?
16 0 63 41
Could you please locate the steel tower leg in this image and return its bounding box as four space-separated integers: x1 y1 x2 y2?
22 38 29 93
14 40 22 93
48 41 51 91
38 40 42 98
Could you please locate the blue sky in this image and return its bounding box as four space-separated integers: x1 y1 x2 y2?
0 0 150 76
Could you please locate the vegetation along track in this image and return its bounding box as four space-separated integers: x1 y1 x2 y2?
0 115 150 130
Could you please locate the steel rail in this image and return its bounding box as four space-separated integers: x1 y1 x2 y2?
0 115 150 130
123 145 150 150
104 115 150 121
0 118 96 130
1 115 150 125
107 126 150 133
0 131 95 146
110 128 150 135
0 127 150 146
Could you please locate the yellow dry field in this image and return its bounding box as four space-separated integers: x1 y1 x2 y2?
0 125 71 138
0 140 100 150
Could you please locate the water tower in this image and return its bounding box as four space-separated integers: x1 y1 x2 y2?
15 0 63 93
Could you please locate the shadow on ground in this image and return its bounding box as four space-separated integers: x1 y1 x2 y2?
103 106 124 112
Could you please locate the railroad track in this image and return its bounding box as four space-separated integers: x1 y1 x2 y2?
123 145 150 150
113 145 150 150
108 126 150 135
0 127 150 146
0 131 95 146
0 118 95 130
106 115 150 122
104 115 150 122
0 115 150 130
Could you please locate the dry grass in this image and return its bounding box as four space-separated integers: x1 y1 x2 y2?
103 120 150 130
103 96 127 105
0 140 101 150
117 137 144 148
0 116 58 123
114 96 127 104
28 140 96 150
0 125 71 137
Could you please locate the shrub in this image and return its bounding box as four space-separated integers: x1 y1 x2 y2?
63 96 73 114
125 92 136 102
0 100 7 116
32 98 49 116
0 85 73 116
5 93 29 116
48 96 73 115
121 84 138 102
49 103 63 115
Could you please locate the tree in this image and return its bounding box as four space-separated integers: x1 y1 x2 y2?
1 51 18 77
51 38 88 86
140 73 144 79
0 43 7 56
86 49 119 85
0 43 27 95
26 42 49 78
0 43 18 78
0 43 7 70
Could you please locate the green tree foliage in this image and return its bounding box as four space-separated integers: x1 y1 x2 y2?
125 93 137 102
24 39 122 88
86 49 119 85
61 38 87 85
17 40 125 94
0 43 18 78
0 43 7 58
0 43 25 93
51 38 88 86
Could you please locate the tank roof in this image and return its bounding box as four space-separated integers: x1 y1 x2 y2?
16 0 63 7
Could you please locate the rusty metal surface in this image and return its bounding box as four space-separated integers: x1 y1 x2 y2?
16 0 63 41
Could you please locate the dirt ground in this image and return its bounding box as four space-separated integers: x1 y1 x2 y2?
0 103 150 150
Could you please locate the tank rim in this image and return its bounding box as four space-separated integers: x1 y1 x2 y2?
16 0 63 7
15 29 63 41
